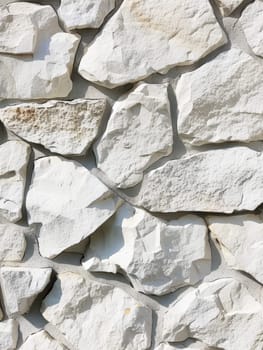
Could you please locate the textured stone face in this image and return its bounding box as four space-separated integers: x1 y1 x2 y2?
0 99 106 155
26 156 122 258
83 204 211 296
176 48 263 146
136 147 263 213
20 331 68 350
214 0 245 15
79 0 226 88
155 341 214 350
0 221 26 261
41 272 152 350
0 320 18 350
94 83 173 188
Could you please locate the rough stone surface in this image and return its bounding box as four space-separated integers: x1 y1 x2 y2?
26 156 122 258
163 278 263 350
41 272 152 350
79 0 226 88
83 204 211 295
58 0 115 30
0 267 52 318
207 214 263 284
240 0 263 57
0 140 31 223
94 83 173 188
0 2 79 99
136 147 263 213
155 341 215 350
0 99 106 155
0 221 26 261
214 0 245 15
0 319 18 350
176 48 263 146
20 330 68 350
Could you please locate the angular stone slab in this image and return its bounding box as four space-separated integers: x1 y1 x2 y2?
20 330 68 350
41 272 152 350
0 221 26 261
214 0 245 16
177 49 263 146
0 99 106 155
83 204 211 296
94 83 173 188
79 0 226 88
0 140 31 222
135 147 263 213
0 320 18 350
26 156 122 258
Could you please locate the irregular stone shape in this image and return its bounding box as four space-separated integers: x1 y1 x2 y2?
135 147 263 213
0 99 106 155
207 214 263 284
83 204 211 295
0 267 52 318
0 140 31 222
0 2 79 99
163 278 263 350
78 0 226 88
0 221 26 261
95 83 173 188
42 272 152 350
177 48 263 146
155 341 215 350
58 0 115 30
214 0 245 15
240 0 263 57
20 330 68 350
0 320 18 350
26 156 122 258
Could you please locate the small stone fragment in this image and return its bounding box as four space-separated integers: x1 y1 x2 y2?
214 0 245 16
41 272 152 350
0 267 52 318
94 83 173 188
177 48 263 146
136 147 263 213
0 140 31 222
26 156 122 258
163 278 263 350
58 0 115 30
0 319 18 350
0 99 106 155
83 204 211 295
0 221 26 261
79 0 226 88
20 330 68 350
240 0 263 57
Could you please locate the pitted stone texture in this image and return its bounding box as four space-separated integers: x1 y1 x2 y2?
177 49 263 146
0 267 52 318
0 221 26 261
136 147 263 213
214 0 245 15
0 99 106 155
83 204 211 296
240 0 263 57
0 320 18 350
95 83 173 188
26 156 122 259
42 272 152 350
58 0 115 30
0 2 79 99
0 140 31 222
79 0 226 88
20 330 68 350
163 278 263 350
207 214 263 284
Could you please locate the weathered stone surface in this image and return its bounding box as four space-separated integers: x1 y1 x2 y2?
26 156 122 258
0 2 79 99
58 0 115 30
207 214 263 284
0 99 106 155
41 272 152 350
0 221 26 261
155 341 215 350
79 0 226 88
214 0 245 16
136 147 263 213
163 278 263 350
240 0 263 57
0 267 52 318
177 48 263 146
83 204 211 295
0 140 31 222
0 320 18 350
20 330 68 350
95 83 173 188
